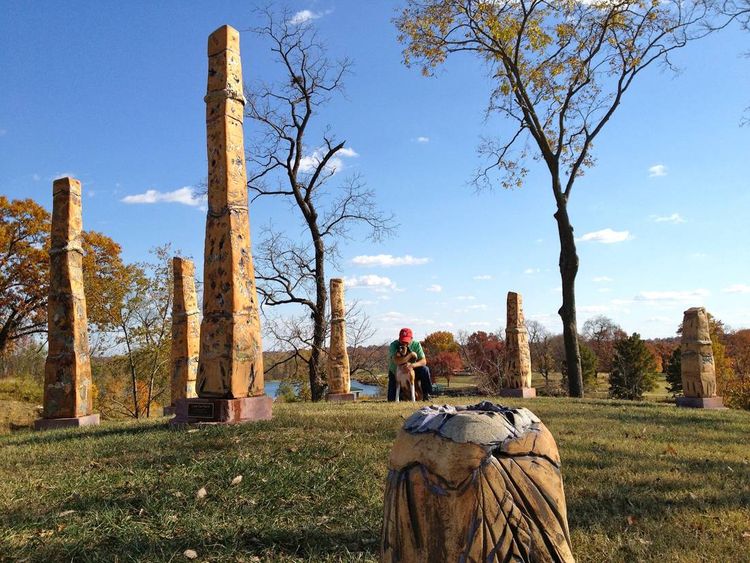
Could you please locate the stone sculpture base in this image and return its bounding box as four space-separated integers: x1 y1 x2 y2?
162 406 176 416
676 396 725 409
171 395 272 425
327 392 357 402
34 413 100 431
499 387 537 398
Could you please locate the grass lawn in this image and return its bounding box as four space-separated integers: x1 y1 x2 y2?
0 397 748 562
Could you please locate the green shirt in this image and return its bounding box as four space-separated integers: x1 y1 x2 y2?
388 340 425 374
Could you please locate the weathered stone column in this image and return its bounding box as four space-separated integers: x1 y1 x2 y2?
500 291 536 398
677 307 724 409
327 278 355 402
382 402 573 562
165 257 199 416
173 25 271 424
34 177 100 430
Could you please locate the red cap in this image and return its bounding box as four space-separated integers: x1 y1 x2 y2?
398 328 413 343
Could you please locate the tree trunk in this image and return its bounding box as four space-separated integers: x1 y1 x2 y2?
0 310 18 356
554 200 583 398
309 237 327 401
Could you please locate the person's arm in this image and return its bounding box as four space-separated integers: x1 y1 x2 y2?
410 342 427 368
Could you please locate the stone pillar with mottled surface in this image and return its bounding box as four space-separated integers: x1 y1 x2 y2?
173 25 271 424
165 257 199 415
677 307 724 409
35 177 100 430
382 402 574 562
327 278 355 401
500 291 535 398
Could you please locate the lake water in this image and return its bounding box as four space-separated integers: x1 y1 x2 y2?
265 380 382 399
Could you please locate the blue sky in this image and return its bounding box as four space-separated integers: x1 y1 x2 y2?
1 1 749 345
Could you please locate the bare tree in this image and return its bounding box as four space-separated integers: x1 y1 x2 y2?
457 329 505 393
396 0 735 397
582 315 626 375
246 10 395 401
526 319 554 389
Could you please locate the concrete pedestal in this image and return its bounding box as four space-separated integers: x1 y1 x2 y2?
34 413 100 431
327 392 357 402
676 396 725 409
171 395 272 425
499 387 537 398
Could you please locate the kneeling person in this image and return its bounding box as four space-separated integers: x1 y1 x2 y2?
388 328 433 402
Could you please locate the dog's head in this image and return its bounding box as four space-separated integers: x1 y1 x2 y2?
397 343 409 357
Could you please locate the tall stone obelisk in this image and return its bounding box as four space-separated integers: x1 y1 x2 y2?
35 177 100 430
676 307 724 409
164 257 199 416
174 25 271 423
327 278 355 401
500 291 536 398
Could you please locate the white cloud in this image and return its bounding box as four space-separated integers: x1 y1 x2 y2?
337 147 358 158
648 164 668 177
473 274 492 280
579 305 610 313
635 289 709 302
467 304 487 310
379 311 406 323
469 321 491 327
647 316 671 323
299 146 358 174
456 295 476 301
651 213 685 224
598 288 612 293
121 187 205 207
351 254 430 267
288 9 322 25
722 284 750 294
425 284 442 293
690 252 708 259
32 173 41 182
524 268 540 274
577 228 632 244
343 275 396 291
416 136 430 143
593 276 613 283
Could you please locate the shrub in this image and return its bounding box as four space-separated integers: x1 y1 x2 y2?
665 347 682 396
609 333 658 400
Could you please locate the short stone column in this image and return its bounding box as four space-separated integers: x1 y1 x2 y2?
173 25 271 424
382 402 573 562
327 278 355 402
35 177 100 430
677 307 724 409
500 291 536 398
164 257 199 416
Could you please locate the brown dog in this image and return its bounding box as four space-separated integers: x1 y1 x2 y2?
394 344 421 402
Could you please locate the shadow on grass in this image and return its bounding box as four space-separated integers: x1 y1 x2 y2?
3 420 169 447
9 525 379 562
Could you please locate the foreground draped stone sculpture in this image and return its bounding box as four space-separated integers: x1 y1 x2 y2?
382 402 573 562
164 257 199 416
677 307 724 409
35 178 100 430
173 25 271 424
327 278 355 401
500 291 536 398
